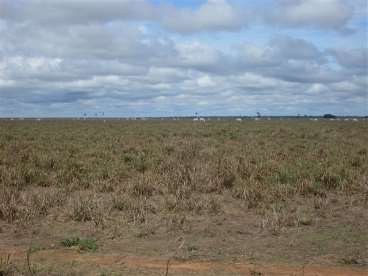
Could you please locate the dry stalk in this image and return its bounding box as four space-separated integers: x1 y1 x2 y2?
165 236 185 276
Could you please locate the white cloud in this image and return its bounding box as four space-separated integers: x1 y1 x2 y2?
197 75 216 88
0 0 366 116
2 0 357 33
329 48 368 69
268 0 353 30
176 42 220 67
307 83 329 93
160 0 248 33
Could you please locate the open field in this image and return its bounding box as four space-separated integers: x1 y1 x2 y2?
0 119 367 275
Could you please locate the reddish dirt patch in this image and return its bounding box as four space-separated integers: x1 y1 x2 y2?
1 246 367 275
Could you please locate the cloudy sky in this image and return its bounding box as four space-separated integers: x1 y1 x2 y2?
0 0 367 117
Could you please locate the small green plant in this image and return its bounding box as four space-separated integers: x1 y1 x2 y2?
249 269 263 276
61 237 97 252
98 270 123 276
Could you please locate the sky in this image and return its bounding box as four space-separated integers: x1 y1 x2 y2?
0 0 367 117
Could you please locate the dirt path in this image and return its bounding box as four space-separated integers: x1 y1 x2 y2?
1 246 367 276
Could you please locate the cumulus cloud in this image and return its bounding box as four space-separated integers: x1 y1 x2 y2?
329 48 368 69
160 0 248 33
269 36 325 62
0 0 367 116
268 0 354 31
1 0 249 33
1 0 360 33
1 0 156 25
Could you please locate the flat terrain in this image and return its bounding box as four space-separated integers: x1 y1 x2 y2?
0 119 367 275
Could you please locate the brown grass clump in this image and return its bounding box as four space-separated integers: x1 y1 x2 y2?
0 119 367 236
68 193 109 227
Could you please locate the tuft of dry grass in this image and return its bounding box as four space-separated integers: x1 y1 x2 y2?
0 119 367 235
69 193 108 227
0 254 16 276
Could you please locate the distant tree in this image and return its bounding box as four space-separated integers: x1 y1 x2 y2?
256 112 261 118
323 114 337 118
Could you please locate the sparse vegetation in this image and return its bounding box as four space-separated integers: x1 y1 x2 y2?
61 237 97 252
0 119 367 274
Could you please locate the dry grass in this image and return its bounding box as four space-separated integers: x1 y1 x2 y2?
0 119 367 231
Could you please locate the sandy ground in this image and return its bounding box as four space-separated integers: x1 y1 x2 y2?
1 245 367 276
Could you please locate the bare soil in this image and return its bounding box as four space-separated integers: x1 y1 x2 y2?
1 245 367 275
1 194 367 275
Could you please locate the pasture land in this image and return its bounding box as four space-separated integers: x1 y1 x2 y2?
0 120 367 275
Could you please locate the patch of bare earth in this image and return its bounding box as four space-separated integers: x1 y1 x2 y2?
0 246 367 275
0 194 367 275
